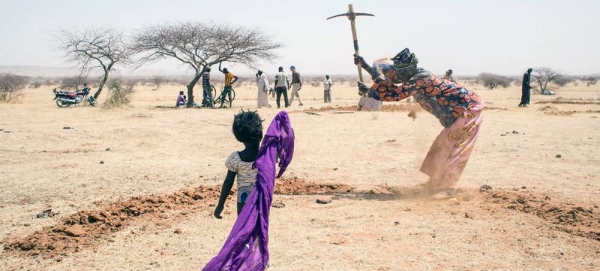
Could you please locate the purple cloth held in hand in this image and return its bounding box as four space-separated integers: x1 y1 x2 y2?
203 111 295 271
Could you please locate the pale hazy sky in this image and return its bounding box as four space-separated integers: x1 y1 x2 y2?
1 0 599 76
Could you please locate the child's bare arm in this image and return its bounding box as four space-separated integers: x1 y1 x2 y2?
214 170 236 219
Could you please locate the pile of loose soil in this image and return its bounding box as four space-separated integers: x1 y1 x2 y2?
536 97 600 105
481 189 600 241
484 106 508 110
299 104 417 113
6 180 598 260
538 105 559 112
538 107 600 116
332 184 434 201
274 176 353 195
3 185 222 259
3 179 355 259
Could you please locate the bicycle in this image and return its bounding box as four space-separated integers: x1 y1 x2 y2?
212 85 236 108
200 85 218 107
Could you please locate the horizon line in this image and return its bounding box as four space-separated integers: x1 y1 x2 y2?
1 65 598 78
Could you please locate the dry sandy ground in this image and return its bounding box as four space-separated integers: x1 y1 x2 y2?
0 79 599 270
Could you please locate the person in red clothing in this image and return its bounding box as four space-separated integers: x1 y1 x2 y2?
355 48 484 199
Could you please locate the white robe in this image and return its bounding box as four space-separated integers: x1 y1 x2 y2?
257 74 271 108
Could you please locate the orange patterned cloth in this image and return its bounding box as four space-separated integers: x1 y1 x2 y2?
369 71 483 127
365 65 484 188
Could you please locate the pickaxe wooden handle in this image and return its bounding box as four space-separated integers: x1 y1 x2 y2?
327 4 374 83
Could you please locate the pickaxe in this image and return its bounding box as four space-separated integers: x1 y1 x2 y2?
327 4 374 83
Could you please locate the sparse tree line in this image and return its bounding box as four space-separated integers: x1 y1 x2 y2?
2 71 598 104
2 22 282 107
1 21 598 104
454 68 598 93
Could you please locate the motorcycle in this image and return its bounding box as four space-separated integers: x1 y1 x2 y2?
53 87 97 107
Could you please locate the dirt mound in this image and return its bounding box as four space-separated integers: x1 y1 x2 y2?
7 181 598 260
275 181 431 201
4 179 355 259
275 176 353 195
536 97 600 105
539 107 600 116
299 103 512 114
481 189 600 241
538 105 559 112
484 106 508 110
297 103 417 113
329 184 442 201
3 186 222 259
544 111 575 116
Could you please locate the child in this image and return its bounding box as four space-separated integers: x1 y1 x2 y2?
204 111 295 271
214 110 263 218
176 91 186 107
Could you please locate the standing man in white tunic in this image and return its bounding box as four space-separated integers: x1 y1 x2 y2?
256 70 271 108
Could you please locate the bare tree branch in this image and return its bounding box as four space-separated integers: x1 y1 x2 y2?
477 73 511 90
130 21 283 107
53 26 131 99
0 74 28 102
532 67 565 93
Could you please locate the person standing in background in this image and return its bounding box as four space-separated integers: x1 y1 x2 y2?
274 66 290 109
519 68 533 107
202 67 213 108
288 65 303 106
324 75 332 103
218 62 238 108
256 70 271 108
443 69 456 83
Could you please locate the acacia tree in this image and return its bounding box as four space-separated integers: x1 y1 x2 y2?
0 73 28 102
532 67 564 93
584 76 597 87
152 76 164 90
477 73 510 90
131 22 282 107
54 26 130 99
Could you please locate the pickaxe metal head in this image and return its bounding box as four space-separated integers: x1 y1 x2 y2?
326 11 374 21
326 4 374 83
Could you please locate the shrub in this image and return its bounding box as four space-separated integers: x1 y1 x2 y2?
152 76 164 90
0 73 28 102
553 76 573 87
103 80 135 108
477 73 511 90
584 76 597 87
60 76 88 90
29 82 42 89
532 67 565 92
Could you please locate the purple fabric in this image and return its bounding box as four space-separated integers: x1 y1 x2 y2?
203 111 295 271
